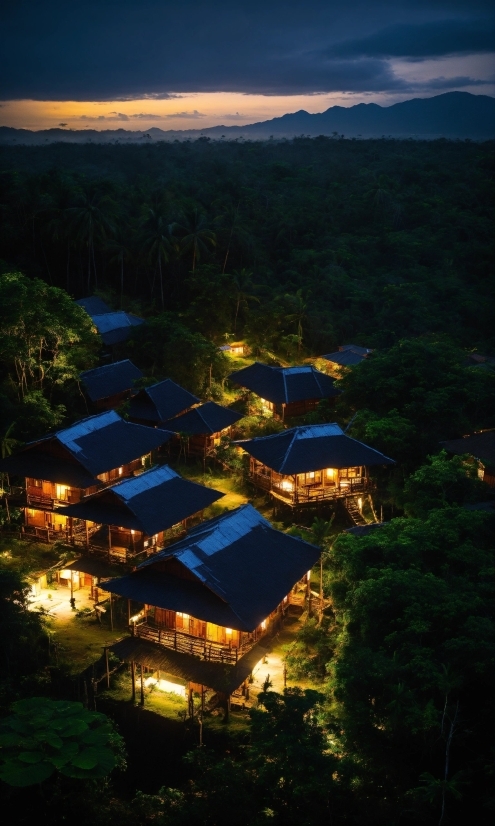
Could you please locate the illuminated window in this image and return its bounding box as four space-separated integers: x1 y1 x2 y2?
177 612 189 620
55 484 68 500
118 467 123 476
326 468 336 479
226 628 232 635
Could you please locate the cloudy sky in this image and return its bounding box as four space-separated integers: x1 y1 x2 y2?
1 0 493 130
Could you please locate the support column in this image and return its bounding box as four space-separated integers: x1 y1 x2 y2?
109 591 114 631
140 665 145 707
108 524 112 563
105 647 110 689
131 661 136 703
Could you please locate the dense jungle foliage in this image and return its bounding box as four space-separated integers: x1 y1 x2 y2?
0 138 494 825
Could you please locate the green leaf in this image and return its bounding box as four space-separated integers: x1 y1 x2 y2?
18 751 45 764
0 760 54 787
0 732 24 747
69 747 100 770
50 742 79 769
33 730 64 749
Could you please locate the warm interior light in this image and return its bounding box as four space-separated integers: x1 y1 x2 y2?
177 612 189 620
56 484 68 499
118 466 123 476
280 479 294 491
261 620 267 630
326 468 335 478
307 570 312 580
226 628 232 635
358 497 363 510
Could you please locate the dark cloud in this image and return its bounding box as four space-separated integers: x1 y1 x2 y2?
420 75 494 89
0 2 493 100
331 18 495 59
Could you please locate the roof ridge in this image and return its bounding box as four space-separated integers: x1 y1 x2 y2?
278 429 298 474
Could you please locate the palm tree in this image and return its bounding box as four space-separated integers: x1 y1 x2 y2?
67 188 116 292
106 228 134 307
139 208 172 309
172 209 216 272
310 516 335 623
284 289 308 354
230 268 260 334
213 202 251 273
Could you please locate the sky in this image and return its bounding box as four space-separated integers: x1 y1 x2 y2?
0 0 494 131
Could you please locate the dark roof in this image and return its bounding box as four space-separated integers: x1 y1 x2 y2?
0 411 173 484
64 557 126 579
91 312 144 346
80 360 143 402
100 504 320 631
236 423 395 474
344 522 387 537
60 465 224 534
322 349 366 367
163 402 242 435
440 431 495 467
75 296 112 315
228 362 340 405
129 379 199 424
110 635 270 694
340 344 372 355
0 451 97 487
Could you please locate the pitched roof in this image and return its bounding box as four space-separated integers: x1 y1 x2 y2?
440 430 495 467
322 349 366 367
91 312 144 346
79 360 143 402
100 504 320 631
60 465 224 534
228 362 340 404
75 296 112 315
340 344 372 355
163 402 242 435
129 379 199 424
236 423 395 474
0 411 173 484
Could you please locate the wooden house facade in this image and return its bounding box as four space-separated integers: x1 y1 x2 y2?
163 401 243 458
321 344 373 375
0 410 173 543
102 504 319 702
79 359 143 410
61 464 224 563
236 423 394 507
441 430 495 487
128 379 199 429
228 362 340 420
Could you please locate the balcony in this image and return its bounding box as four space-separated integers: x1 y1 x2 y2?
134 621 257 665
250 471 372 505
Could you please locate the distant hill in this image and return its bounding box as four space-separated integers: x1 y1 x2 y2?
1 92 494 145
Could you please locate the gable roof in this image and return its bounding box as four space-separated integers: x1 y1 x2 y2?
0 411 173 484
75 296 111 315
61 465 224 534
100 504 320 631
228 362 340 404
129 379 199 424
163 402 242 435
91 312 144 346
340 344 372 355
236 423 395 474
322 349 367 367
440 430 495 467
79 360 143 402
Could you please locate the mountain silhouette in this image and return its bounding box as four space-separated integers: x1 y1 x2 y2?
1 92 493 145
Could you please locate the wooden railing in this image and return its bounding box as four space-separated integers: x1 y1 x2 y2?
135 622 255 664
250 472 371 504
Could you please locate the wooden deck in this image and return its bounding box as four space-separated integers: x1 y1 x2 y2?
250 472 371 506
135 622 255 665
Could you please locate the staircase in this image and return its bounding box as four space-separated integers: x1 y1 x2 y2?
345 496 368 526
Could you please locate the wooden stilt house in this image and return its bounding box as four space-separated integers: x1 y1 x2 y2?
60 464 224 563
236 423 394 508
101 504 320 702
440 430 495 487
228 362 340 419
163 401 243 458
0 411 173 543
